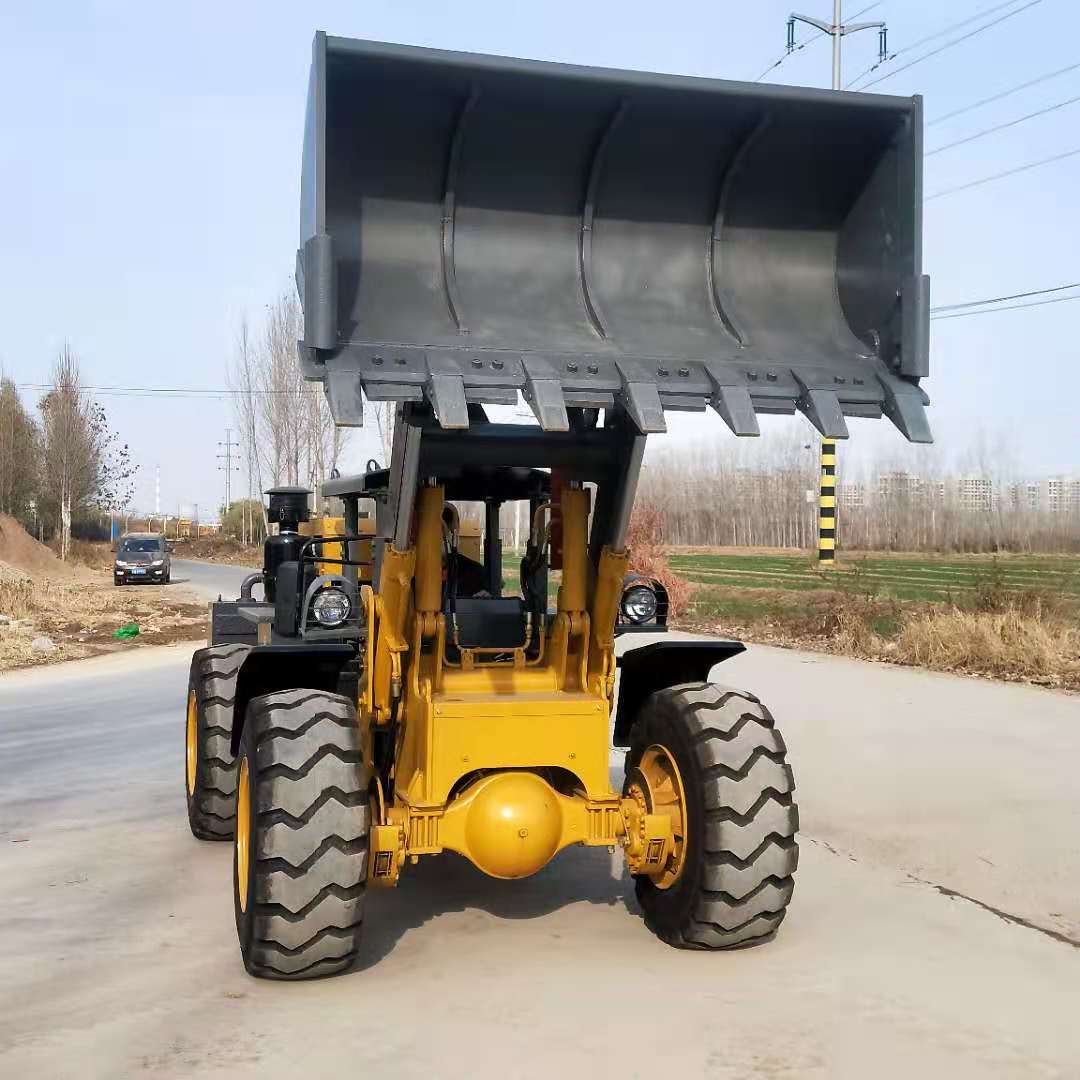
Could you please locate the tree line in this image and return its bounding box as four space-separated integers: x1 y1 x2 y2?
639 429 1080 554
0 346 134 558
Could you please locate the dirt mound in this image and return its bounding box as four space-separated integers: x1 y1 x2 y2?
0 514 73 578
171 536 261 566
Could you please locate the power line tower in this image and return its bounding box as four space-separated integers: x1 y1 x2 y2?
786 3 887 566
217 429 241 514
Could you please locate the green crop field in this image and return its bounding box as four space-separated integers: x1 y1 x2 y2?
498 549 1080 605
668 551 1080 604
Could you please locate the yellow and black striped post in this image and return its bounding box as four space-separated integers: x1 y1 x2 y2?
818 440 837 566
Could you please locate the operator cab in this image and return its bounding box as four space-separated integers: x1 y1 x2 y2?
323 447 667 667
325 463 549 660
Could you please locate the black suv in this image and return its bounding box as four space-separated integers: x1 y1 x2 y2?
114 534 171 585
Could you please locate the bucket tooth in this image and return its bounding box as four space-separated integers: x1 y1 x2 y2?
616 360 666 434
879 374 933 444
796 385 849 440
425 355 470 428
703 365 760 436
325 369 364 427
522 358 569 431
427 373 470 429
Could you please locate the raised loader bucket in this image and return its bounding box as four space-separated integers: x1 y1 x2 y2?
298 33 931 442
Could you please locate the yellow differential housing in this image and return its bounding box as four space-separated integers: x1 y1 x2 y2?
370 769 677 885
449 772 563 879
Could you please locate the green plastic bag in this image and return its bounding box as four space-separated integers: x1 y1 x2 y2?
113 623 140 640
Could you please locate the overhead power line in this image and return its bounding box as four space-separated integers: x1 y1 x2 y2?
850 0 1042 91
16 281 1080 397
890 0 1033 56
928 61 1080 126
846 0 1033 88
930 281 1080 313
926 93 1080 156
845 0 1031 89
931 293 1080 320
754 39 816 83
18 383 256 398
925 145 1080 200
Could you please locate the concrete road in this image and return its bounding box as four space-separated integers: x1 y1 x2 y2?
1 619 1078 1076
171 559 259 604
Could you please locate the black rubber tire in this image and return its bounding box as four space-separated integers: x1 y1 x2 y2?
185 644 251 840
626 682 798 950
233 689 371 980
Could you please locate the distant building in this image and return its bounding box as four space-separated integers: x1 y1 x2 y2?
1046 477 1080 515
1007 481 1041 512
839 483 865 509
877 472 922 500
957 475 994 514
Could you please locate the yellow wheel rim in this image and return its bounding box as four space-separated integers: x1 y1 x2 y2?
236 756 251 913
185 690 198 797
629 744 688 890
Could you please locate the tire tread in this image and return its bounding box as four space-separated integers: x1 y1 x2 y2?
629 681 798 951
237 690 370 980
186 644 250 840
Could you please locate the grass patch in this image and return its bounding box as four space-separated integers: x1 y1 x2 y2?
894 608 1079 684
669 550 1080 603
676 551 1080 690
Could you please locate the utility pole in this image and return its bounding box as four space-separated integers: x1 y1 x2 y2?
788 2 887 91
154 465 161 530
218 428 241 523
787 3 886 566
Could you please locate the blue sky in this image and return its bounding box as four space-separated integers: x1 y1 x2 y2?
2 0 1077 515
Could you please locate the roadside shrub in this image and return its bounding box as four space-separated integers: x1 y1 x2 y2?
895 607 1079 684
0 578 36 620
626 506 692 617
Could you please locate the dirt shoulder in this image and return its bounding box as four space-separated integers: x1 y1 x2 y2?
0 519 206 672
676 582 1080 692
0 572 207 672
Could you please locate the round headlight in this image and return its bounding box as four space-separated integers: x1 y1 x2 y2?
312 587 351 627
622 584 658 624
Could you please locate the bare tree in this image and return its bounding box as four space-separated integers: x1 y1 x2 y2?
230 291 350 518
229 318 267 539
304 384 343 507
371 401 394 466
39 345 134 559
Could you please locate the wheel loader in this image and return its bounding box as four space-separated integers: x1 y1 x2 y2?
185 33 930 979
